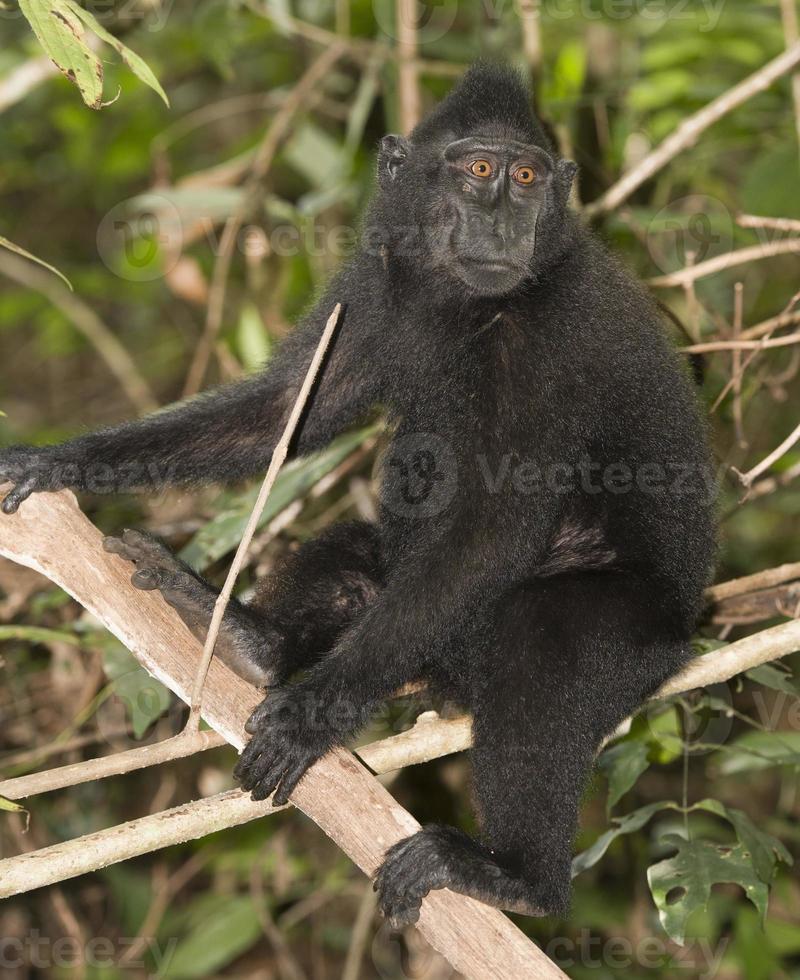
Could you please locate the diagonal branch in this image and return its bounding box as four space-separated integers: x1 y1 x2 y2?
0 486 562 979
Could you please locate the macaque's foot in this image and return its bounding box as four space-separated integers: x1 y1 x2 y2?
104 529 285 687
0 445 61 513
374 825 551 929
235 683 344 805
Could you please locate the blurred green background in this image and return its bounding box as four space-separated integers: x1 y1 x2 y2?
1 1 800 977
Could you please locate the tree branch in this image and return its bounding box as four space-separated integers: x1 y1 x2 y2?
585 43 800 217
0 486 560 979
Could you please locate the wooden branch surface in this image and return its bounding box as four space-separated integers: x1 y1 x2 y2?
0 487 562 980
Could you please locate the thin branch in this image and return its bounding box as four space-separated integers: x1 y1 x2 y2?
585 42 800 217
514 0 543 80
184 304 342 731
706 562 800 602
396 0 422 134
0 730 226 801
650 239 800 288
0 251 157 414
681 332 800 353
182 43 347 397
738 213 800 234
780 0 800 152
733 419 800 487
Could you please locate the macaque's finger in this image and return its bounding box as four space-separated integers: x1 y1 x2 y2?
1 476 38 514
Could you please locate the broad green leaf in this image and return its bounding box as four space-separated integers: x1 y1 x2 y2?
160 896 262 979
0 236 72 290
572 801 668 878
648 834 769 945
64 2 168 106
718 731 800 774
745 663 797 696
693 799 793 883
236 304 272 373
18 0 168 109
180 426 376 571
19 0 103 108
102 642 171 739
597 739 651 814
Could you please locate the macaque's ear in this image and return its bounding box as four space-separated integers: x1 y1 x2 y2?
556 159 578 196
379 134 412 184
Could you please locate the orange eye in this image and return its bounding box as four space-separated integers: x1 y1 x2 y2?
469 159 493 178
513 166 536 185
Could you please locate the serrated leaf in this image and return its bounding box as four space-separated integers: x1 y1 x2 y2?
597 739 651 813
693 799 793 883
648 834 769 945
572 801 668 878
68 2 169 106
18 0 103 108
0 236 72 290
18 0 167 109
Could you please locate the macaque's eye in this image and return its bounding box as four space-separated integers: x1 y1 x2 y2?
512 165 536 185
469 159 494 178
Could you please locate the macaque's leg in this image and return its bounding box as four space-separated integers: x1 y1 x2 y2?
105 521 384 686
375 574 690 926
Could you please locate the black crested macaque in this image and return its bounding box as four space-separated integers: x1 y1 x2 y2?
0 64 716 926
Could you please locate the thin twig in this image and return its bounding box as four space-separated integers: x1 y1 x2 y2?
341 882 379 980
586 42 800 216
780 0 800 153
514 0 543 80
0 731 226 801
682 332 800 353
650 239 800 288
396 0 422 134
182 44 347 396
732 282 747 448
738 213 800 234
732 419 800 487
0 251 157 414
184 304 343 731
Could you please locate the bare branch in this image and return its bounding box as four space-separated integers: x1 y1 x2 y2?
733 419 800 487
0 487 558 978
780 0 800 152
586 43 800 217
650 239 800 288
185 304 342 730
396 0 422 134
738 213 800 234
706 562 800 602
0 731 226 801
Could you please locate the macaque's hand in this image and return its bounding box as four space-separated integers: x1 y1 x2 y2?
0 445 62 514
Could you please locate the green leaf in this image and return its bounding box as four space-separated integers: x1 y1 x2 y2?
745 663 797 696
718 731 800 774
160 896 262 979
180 426 376 571
19 0 103 109
597 739 651 813
572 801 668 878
648 834 769 945
102 642 171 739
0 795 26 813
236 304 272 373
66 1 168 105
693 799 793 883
18 0 168 108
0 236 72 290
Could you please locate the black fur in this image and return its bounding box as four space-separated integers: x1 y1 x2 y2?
0 64 716 926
